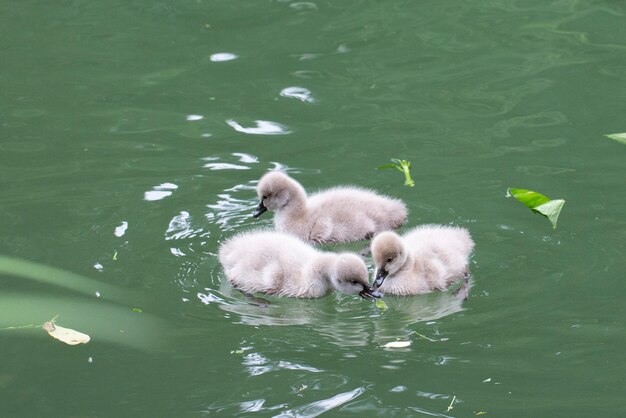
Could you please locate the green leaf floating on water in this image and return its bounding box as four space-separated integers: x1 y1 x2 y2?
605 132 626 145
377 158 415 187
374 299 388 310
507 188 565 230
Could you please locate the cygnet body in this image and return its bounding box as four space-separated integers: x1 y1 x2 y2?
371 225 475 296
219 230 379 299
253 171 407 244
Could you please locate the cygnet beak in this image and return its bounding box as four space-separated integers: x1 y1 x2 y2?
373 268 388 289
252 200 267 218
359 285 382 301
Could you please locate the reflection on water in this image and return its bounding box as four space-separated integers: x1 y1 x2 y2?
280 86 316 103
242 352 323 377
0 292 167 352
275 386 365 418
209 52 238 62
206 385 367 418
114 221 128 237
144 182 178 201
206 274 471 348
226 119 292 135
206 191 257 232
166 211 209 241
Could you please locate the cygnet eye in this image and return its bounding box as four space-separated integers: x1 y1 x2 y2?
351 280 359 285
386 257 393 263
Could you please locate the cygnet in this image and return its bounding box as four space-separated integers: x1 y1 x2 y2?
371 225 475 295
219 230 380 299
252 171 407 244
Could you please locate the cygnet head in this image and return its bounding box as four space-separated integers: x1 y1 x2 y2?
253 171 305 218
331 253 380 300
371 231 408 289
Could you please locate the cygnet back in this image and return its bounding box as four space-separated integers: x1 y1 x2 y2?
253 171 407 244
219 230 379 299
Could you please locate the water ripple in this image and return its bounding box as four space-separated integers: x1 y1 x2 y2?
226 119 292 135
242 352 323 377
273 387 365 418
206 193 257 232
114 221 128 237
232 152 259 163
165 211 210 241
280 86 315 103
144 182 178 201
210 52 238 62
203 162 250 170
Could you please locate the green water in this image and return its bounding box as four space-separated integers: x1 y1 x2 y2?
1 0 625 416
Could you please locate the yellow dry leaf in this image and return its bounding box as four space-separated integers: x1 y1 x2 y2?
383 341 411 348
42 322 90 345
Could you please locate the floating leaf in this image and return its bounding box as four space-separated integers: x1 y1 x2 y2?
43 322 90 345
605 132 626 144
377 158 415 187
132 307 142 313
382 341 411 348
475 412 488 416
374 299 388 310
507 188 565 229
377 163 399 170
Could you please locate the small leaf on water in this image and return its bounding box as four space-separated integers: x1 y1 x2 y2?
508 188 550 208
475 412 488 416
605 132 626 144
132 307 142 313
112 251 118 261
383 341 411 348
507 188 565 229
374 299 388 310
42 322 90 345
533 199 565 230
378 158 415 187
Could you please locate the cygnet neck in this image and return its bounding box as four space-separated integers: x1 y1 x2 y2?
283 185 307 216
396 245 415 275
306 253 337 292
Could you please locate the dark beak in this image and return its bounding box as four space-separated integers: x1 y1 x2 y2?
252 200 267 218
373 268 388 289
359 284 382 301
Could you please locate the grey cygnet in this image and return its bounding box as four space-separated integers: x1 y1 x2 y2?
253 171 407 244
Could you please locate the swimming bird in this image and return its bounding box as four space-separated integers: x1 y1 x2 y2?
370 225 475 296
219 230 380 299
252 171 407 244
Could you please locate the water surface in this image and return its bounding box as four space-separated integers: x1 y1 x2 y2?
1 0 625 416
